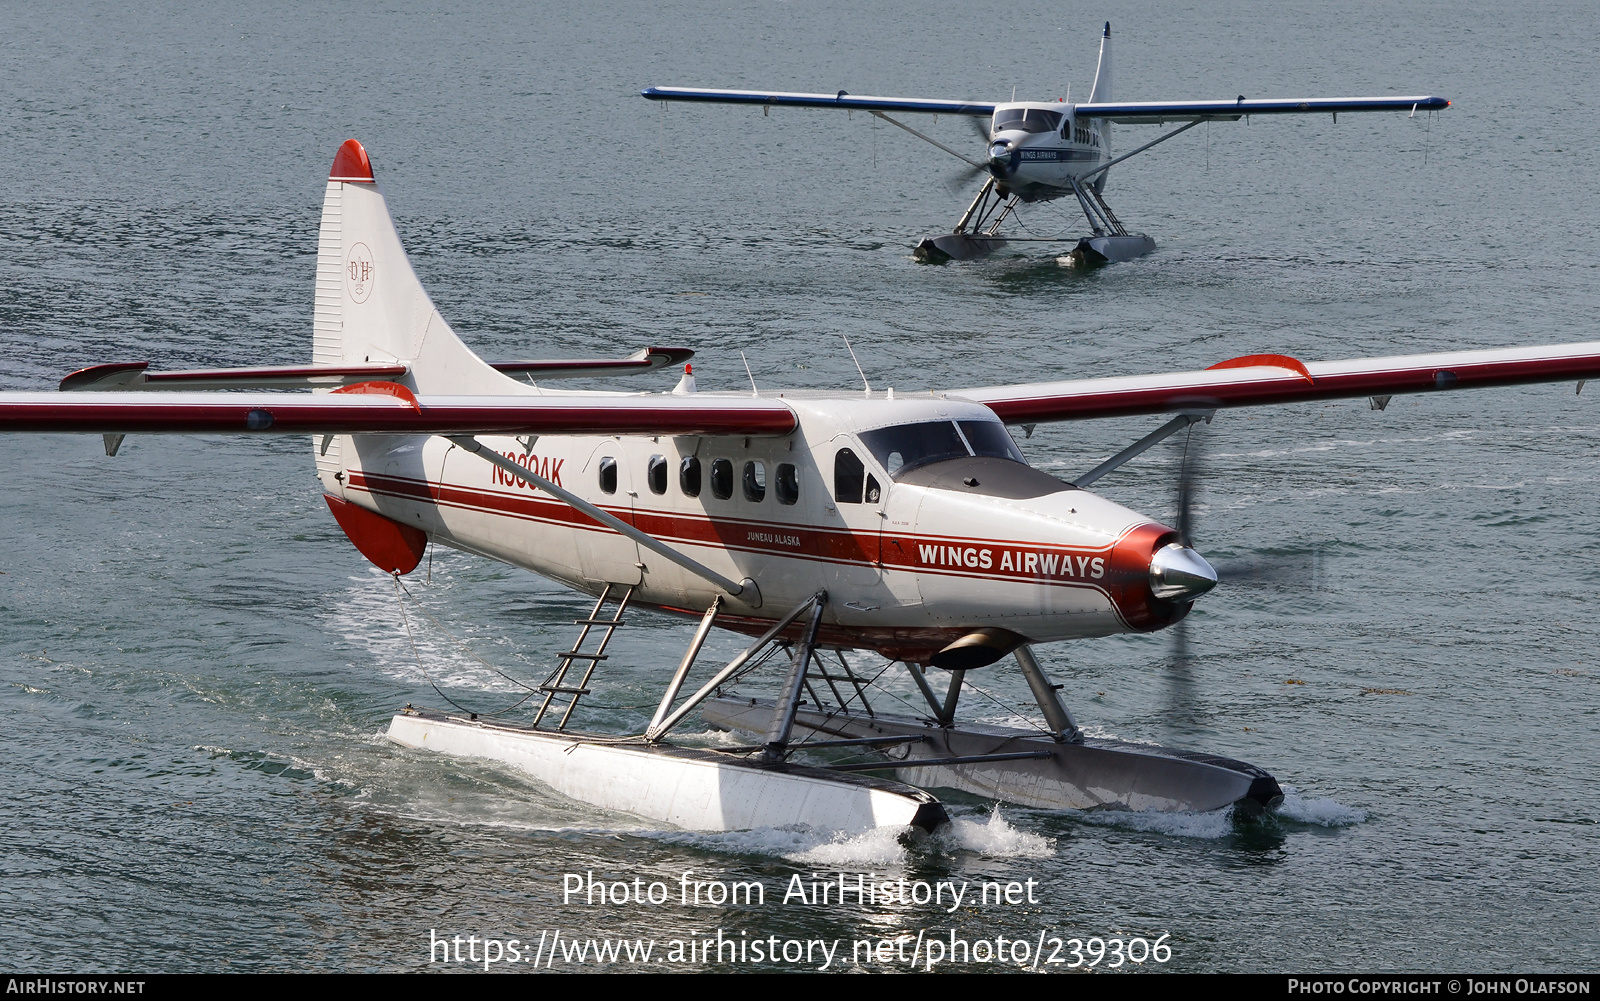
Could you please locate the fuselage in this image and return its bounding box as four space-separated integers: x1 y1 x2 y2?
323 392 1190 663
985 102 1110 202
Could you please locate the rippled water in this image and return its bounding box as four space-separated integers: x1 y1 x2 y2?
3 0 1597 973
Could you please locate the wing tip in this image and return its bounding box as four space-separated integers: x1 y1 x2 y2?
329 139 375 183
59 362 150 392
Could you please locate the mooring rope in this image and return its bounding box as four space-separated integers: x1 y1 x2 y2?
390 573 546 718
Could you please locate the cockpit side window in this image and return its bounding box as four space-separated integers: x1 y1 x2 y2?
834 447 865 503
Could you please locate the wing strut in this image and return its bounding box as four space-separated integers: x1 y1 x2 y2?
869 111 985 169
446 435 761 605
1079 117 1203 183
1071 411 1211 487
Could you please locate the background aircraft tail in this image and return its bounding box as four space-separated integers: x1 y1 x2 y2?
1086 22 1112 193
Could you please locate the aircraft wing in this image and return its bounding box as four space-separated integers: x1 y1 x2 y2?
643 86 995 117
951 343 1600 424
0 390 796 437
1075 95 1449 124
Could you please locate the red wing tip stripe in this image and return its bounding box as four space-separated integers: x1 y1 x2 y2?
1208 354 1314 383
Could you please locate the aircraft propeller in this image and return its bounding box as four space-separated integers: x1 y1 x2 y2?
1159 424 1320 734
946 117 1009 188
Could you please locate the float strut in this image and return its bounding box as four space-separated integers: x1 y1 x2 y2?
645 596 721 737
940 669 966 723
761 594 828 764
649 591 824 741
1014 645 1082 743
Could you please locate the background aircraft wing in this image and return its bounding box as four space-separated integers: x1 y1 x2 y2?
0 388 796 437
643 86 995 117
1075 95 1449 124
951 343 1600 424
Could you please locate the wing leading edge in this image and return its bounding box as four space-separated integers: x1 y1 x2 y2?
0 390 797 437
952 343 1600 424
1075 95 1449 124
642 86 995 117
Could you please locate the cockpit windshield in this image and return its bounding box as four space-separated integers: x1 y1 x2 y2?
991 108 1064 135
858 420 1027 478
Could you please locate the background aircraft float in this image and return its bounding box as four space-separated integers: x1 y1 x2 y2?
644 23 1450 264
2 140 1589 836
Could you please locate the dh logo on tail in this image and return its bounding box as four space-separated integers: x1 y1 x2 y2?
345 242 375 303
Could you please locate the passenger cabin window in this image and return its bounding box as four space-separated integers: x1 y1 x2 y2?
858 420 1026 479
679 456 702 497
647 455 667 494
709 458 733 499
742 461 766 502
775 463 799 505
992 108 1063 134
598 456 617 494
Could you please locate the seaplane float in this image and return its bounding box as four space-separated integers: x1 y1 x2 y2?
2 139 1592 838
644 22 1450 264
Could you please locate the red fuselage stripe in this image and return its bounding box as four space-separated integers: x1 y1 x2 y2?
349 471 1135 594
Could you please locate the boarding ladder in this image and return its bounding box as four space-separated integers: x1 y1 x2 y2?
533 583 635 730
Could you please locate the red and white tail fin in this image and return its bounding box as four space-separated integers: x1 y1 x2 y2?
313 140 516 395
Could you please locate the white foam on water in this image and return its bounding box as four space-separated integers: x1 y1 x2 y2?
655 825 854 860
942 804 1054 858
784 824 913 866
1273 784 1367 826
326 574 541 695
1075 805 1237 839
670 728 754 748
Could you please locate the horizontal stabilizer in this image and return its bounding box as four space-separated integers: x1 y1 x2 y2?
60 347 695 392
952 341 1600 424
59 362 409 392
0 390 797 437
492 346 695 381
643 86 995 117
1076 95 1449 124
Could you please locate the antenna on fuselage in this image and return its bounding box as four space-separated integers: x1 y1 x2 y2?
740 351 759 396
840 333 872 396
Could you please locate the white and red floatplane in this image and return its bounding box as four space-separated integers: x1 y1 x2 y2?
3 139 1594 835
